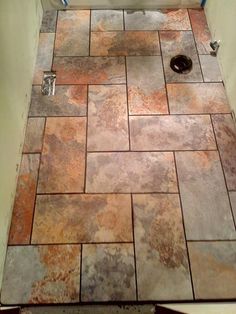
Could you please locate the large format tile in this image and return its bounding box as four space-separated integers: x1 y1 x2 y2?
90 31 160 56
133 194 193 300
127 56 168 114
188 242 236 299
32 194 133 244
81 244 136 301
229 192 236 221
200 55 222 82
167 83 230 114
86 152 177 193
40 11 57 33
29 85 87 117
1 245 81 304
53 57 126 84
130 115 216 151
55 10 90 56
87 85 129 151
8 155 40 245
33 33 55 84
188 9 211 54
212 114 236 190
160 31 203 83
124 9 191 30
91 10 124 31
37 117 86 193
23 118 45 153
176 151 236 240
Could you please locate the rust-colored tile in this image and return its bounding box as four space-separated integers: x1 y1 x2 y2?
212 114 236 190
88 85 129 151
189 9 211 55
8 154 40 245
167 83 230 114
33 33 55 84
23 118 45 153
130 115 216 151
32 194 133 244
55 10 90 56
86 152 177 193
127 56 168 114
37 117 86 193
90 31 160 56
29 85 87 117
91 10 124 31
124 9 191 30
133 194 193 300
1 245 81 304
53 57 126 84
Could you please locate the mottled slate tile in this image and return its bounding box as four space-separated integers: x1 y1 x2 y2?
53 57 126 84
160 31 203 83
176 151 236 240
81 244 136 301
37 117 86 193
127 56 168 114
200 55 222 82
212 114 236 190
55 10 90 57
86 152 177 193
91 10 124 31
229 192 236 221
130 115 216 151
8 155 40 245
188 9 211 55
188 242 236 299
133 194 193 300
90 31 160 56
88 85 128 151
23 118 45 153
40 11 57 33
124 9 191 30
167 83 230 114
1 245 81 304
32 194 132 244
33 33 55 84
29 85 87 117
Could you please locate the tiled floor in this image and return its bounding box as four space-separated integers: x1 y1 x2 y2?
2 8 236 305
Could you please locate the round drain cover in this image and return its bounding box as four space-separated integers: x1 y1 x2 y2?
170 55 193 74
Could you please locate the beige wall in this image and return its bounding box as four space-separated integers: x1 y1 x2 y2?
205 0 236 115
0 0 42 290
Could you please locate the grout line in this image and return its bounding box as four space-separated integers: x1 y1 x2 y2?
36 192 180 196
84 85 89 193
79 244 83 302
89 9 92 56
173 152 195 300
124 57 131 150
131 194 139 301
51 11 59 67
86 149 218 153
187 239 236 243
8 241 134 247
123 9 126 30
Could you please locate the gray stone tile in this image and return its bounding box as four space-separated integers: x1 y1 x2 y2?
41 11 57 33
91 10 124 31
23 118 45 153
176 151 236 240
229 192 236 222
200 55 222 82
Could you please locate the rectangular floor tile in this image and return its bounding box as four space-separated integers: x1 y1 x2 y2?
167 83 230 114
81 244 136 301
200 55 222 82
229 192 236 221
23 118 45 153
127 56 168 114
160 31 203 83
212 114 236 190
1 245 81 304
86 152 177 193
90 31 160 56
176 151 236 240
130 115 216 151
188 242 236 299
53 57 126 84
188 9 211 55
40 11 57 33
124 9 191 30
37 117 86 193
33 33 55 84
91 10 124 31
133 194 193 300
8 155 40 245
55 10 90 56
32 194 133 244
88 85 129 151
29 85 87 117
